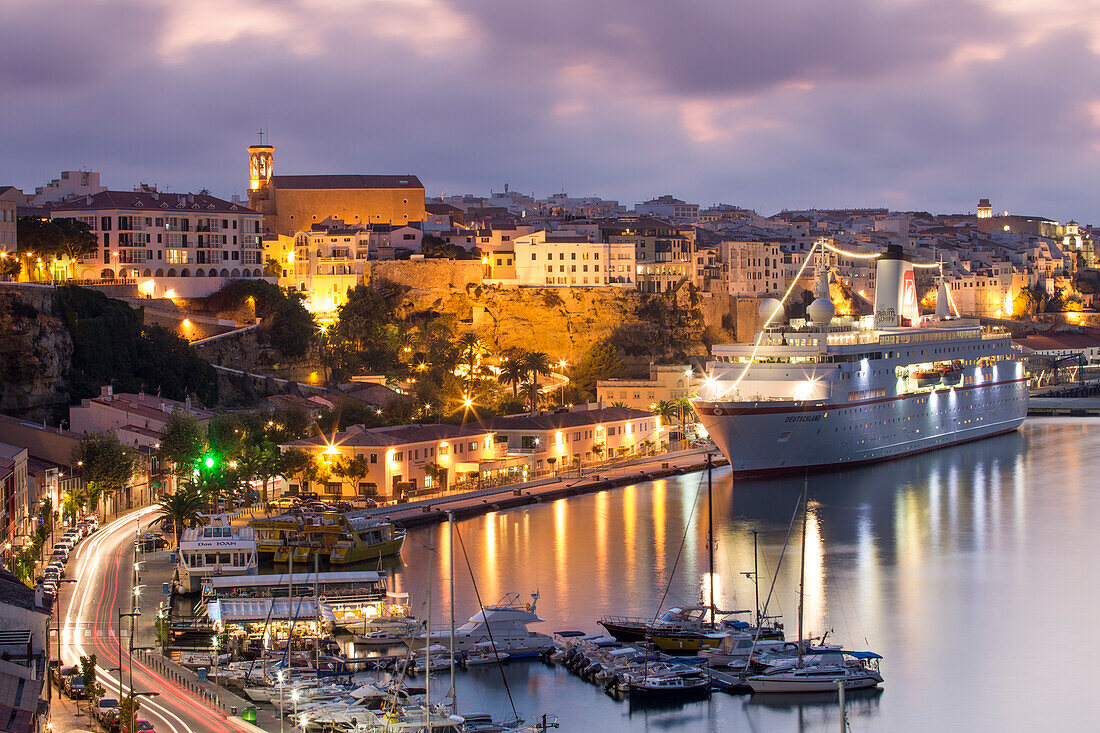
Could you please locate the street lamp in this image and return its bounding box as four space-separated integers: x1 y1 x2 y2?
48 579 78 722
117 609 140 728
128 691 161 732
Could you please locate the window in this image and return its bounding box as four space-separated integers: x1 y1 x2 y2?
370 453 377 464
469 441 478 451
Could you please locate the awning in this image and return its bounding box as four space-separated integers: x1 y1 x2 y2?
205 571 385 591
206 598 336 624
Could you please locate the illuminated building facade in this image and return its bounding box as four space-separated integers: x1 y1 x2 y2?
49 189 265 297
247 143 426 236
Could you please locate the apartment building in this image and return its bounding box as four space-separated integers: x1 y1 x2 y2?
597 365 700 412
636 195 700 222
49 189 265 297
512 230 635 287
0 442 29 549
0 187 18 254
720 240 791 296
32 170 106 205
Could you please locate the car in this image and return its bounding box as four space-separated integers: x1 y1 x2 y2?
269 497 300 512
95 695 120 721
334 501 354 512
48 560 65 576
41 582 57 597
304 502 336 513
50 549 68 563
297 491 319 502
63 672 86 698
43 568 61 582
136 533 167 552
124 719 156 733
362 498 379 508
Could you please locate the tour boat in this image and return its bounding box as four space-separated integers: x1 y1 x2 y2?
696 246 1028 477
250 510 405 565
175 515 258 594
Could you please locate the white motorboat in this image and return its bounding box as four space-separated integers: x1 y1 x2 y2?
746 660 883 693
463 642 510 667
408 593 555 658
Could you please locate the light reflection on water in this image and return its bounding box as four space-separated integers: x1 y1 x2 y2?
378 419 1099 732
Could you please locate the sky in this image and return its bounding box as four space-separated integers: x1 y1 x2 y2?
2 0 1099 222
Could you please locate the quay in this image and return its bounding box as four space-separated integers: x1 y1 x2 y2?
358 447 726 528
1028 397 1100 417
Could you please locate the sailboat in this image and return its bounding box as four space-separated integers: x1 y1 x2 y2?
746 477 884 694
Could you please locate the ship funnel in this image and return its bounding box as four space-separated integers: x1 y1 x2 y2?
873 245 919 327
935 275 951 320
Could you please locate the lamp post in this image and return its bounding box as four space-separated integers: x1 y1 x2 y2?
117 609 139 731
277 670 285 733
48 579 78 724
130 691 161 731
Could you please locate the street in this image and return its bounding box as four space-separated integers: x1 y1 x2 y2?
60 507 239 733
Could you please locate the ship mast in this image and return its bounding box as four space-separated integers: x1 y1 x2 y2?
707 453 715 626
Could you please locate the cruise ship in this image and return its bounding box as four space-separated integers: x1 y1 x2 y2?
695 246 1028 476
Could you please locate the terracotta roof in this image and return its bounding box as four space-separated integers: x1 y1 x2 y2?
474 406 652 432
270 174 424 190
48 190 256 214
288 423 483 449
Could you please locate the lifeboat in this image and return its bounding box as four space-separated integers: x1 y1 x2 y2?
940 360 964 386
912 369 942 388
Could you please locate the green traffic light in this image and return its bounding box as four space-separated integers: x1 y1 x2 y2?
204 455 215 469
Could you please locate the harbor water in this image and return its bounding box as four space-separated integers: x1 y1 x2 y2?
367 418 1098 732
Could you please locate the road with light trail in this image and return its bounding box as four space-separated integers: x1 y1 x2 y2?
59 507 244 733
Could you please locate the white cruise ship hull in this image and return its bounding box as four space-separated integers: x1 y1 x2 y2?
696 377 1028 477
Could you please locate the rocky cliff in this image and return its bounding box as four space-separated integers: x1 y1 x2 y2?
0 287 73 420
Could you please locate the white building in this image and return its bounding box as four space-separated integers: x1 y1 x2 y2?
49 188 267 298
720 240 791 296
635 195 700 222
32 170 106 206
513 230 634 287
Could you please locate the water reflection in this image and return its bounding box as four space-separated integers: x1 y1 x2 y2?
383 420 1099 732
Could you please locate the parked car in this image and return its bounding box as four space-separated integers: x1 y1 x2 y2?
50 548 68 563
48 561 65 577
63 671 86 698
269 497 300 512
43 567 61 583
304 502 336 513
334 501 354 512
136 533 167 552
297 491 319 503
124 719 156 733
95 697 120 726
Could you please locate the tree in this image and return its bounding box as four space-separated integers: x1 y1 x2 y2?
160 413 206 477
0 256 20 281
73 432 135 517
522 351 552 410
61 486 86 524
455 333 490 393
423 461 446 492
150 484 205 547
280 449 315 495
80 654 105 702
264 257 282 278
497 351 527 399
654 399 678 426
17 217 97 279
332 455 370 497
567 339 623 402
118 692 140 733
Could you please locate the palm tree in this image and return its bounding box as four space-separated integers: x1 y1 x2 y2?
150 485 205 548
498 351 528 399
653 399 678 425
522 351 552 410
455 333 490 392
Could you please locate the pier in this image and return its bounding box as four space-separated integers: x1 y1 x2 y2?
1028 397 1100 417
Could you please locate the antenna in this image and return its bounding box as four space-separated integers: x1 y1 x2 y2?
257 128 264 146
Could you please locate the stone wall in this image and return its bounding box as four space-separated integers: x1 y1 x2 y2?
363 259 483 293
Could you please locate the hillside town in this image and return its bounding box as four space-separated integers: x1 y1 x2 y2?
3 144 1100 733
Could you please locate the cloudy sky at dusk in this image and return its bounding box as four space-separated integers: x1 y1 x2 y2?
3 0 1099 221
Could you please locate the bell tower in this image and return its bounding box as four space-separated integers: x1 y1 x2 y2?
248 132 274 192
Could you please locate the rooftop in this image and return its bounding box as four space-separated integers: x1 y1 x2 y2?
270 174 424 190
49 190 256 215
473 406 653 432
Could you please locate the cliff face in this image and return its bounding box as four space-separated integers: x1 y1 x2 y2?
0 289 73 419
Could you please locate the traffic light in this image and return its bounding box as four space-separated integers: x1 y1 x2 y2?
203 454 216 469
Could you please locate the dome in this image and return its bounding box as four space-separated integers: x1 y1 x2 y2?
807 298 835 324
759 298 785 324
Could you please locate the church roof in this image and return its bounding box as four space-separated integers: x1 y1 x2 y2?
270 175 424 190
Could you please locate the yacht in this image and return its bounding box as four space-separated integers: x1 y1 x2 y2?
696 246 1027 476
408 593 555 658
175 515 258 594
745 654 884 693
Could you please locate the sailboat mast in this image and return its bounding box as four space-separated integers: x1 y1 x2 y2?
425 546 432 728
797 474 808 668
707 453 715 626
448 512 456 716
752 528 760 629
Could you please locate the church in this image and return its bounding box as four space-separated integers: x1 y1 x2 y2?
246 140 426 236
